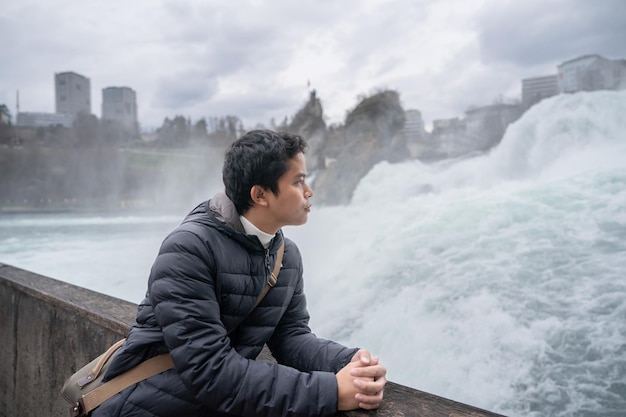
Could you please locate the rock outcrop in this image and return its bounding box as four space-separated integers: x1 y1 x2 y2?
307 90 410 206
287 90 328 172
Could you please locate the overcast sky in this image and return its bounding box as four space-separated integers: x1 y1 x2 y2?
1 0 625 131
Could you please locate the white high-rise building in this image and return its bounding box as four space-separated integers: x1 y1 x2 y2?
403 109 427 158
522 75 559 109
558 55 626 93
403 110 425 136
55 72 91 117
102 86 138 133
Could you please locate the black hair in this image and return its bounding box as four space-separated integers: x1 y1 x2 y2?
223 129 308 214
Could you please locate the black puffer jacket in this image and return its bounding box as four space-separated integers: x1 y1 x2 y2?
92 192 357 417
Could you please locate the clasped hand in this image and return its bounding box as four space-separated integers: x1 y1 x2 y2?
336 349 387 411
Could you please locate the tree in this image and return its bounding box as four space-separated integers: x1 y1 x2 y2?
72 112 101 146
192 118 208 142
156 115 191 147
0 104 11 124
0 104 13 144
101 119 126 144
224 115 243 140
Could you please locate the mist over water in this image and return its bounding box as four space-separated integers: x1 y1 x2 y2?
1 91 625 416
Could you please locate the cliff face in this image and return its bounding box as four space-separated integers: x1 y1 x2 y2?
309 90 409 206
287 91 328 172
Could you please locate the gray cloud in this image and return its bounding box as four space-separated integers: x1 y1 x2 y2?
477 0 626 67
154 72 219 109
1 0 623 131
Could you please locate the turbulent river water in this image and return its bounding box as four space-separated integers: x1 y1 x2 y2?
1 90 625 416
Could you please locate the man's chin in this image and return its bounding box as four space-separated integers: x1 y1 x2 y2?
293 215 309 226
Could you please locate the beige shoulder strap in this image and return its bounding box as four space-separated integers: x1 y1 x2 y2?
255 241 285 306
78 354 173 415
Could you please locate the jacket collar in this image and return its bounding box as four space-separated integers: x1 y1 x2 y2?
185 191 284 254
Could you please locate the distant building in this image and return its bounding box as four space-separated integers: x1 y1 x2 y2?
16 112 73 128
55 71 91 118
402 109 427 158
429 102 522 158
465 103 522 151
432 118 463 131
403 109 425 137
431 117 466 157
102 86 138 135
558 55 626 93
522 75 559 109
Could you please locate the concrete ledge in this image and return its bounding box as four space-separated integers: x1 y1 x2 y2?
0 263 505 417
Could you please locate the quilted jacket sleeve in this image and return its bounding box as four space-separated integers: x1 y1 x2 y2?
149 229 341 417
267 241 358 373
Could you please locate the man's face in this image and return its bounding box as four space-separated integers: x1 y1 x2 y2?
265 152 313 229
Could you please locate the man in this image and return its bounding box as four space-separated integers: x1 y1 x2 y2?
93 129 387 416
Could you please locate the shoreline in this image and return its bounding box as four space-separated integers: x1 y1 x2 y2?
0 207 75 215
0 205 185 216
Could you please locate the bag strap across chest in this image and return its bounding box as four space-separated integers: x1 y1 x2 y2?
62 241 285 416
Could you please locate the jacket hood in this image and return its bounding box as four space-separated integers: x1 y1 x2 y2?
207 190 245 233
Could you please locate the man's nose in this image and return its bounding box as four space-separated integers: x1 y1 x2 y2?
304 183 314 198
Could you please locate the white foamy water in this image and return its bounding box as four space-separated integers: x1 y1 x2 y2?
1 90 625 416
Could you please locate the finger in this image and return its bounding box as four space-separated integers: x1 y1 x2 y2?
359 401 381 410
359 392 383 401
350 364 387 379
352 349 371 365
355 391 384 409
354 376 387 394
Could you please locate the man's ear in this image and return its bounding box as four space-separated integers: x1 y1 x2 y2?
250 185 269 207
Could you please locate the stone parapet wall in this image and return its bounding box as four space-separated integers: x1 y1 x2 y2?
0 263 133 417
0 263 505 417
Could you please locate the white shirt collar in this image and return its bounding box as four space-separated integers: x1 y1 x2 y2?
240 215 275 249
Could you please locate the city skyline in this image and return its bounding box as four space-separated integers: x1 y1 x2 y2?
1 0 625 130
16 52 625 135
